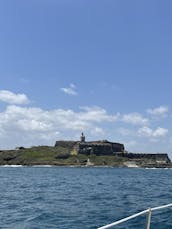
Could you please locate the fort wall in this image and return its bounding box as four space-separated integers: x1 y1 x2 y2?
77 141 124 155
54 134 171 164
117 152 171 164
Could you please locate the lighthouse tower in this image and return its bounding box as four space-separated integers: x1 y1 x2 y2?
80 132 86 143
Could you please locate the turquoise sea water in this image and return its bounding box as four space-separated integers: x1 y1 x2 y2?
0 167 172 229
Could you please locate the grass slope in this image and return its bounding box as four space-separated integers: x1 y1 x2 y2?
0 146 128 166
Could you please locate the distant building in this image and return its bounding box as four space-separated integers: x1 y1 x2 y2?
80 132 85 143
54 133 171 166
55 133 125 156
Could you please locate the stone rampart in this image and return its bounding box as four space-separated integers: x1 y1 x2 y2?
55 140 125 155
75 141 124 155
54 139 171 165
55 141 77 149
117 152 171 164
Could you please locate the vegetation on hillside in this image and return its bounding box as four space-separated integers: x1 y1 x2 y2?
0 146 128 166
0 145 171 167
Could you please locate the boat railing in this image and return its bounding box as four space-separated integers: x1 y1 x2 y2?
97 203 172 229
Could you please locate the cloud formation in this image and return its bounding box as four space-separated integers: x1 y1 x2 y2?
0 105 116 149
0 90 171 153
147 106 169 116
121 113 148 125
79 106 118 122
60 83 78 95
138 126 168 138
0 90 30 104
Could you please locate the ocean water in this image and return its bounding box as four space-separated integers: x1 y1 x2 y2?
0 167 172 229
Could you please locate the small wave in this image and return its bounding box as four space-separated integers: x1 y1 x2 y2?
32 165 53 167
145 167 170 170
0 165 23 167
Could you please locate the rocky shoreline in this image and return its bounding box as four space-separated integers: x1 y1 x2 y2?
0 145 171 168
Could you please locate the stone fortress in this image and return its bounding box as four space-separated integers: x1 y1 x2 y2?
55 133 171 165
55 132 124 155
74 133 125 155
0 133 171 167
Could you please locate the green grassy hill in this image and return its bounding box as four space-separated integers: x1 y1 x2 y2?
0 146 128 166
0 146 171 168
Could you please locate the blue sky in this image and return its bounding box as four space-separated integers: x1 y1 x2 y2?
0 0 172 155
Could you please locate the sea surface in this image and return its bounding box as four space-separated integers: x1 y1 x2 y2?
0 167 172 229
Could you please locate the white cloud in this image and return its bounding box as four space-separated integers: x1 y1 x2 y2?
0 90 30 104
121 113 148 125
0 105 116 149
0 90 170 153
60 83 78 95
138 126 152 137
61 88 77 95
138 126 168 138
90 127 105 136
79 106 119 122
147 106 169 116
153 127 168 137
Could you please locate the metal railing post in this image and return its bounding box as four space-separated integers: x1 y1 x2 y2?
98 203 172 229
146 208 152 229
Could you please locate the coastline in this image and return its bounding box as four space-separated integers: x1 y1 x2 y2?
0 145 171 168
1 164 172 169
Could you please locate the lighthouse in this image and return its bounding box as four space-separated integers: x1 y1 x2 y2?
80 132 86 143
